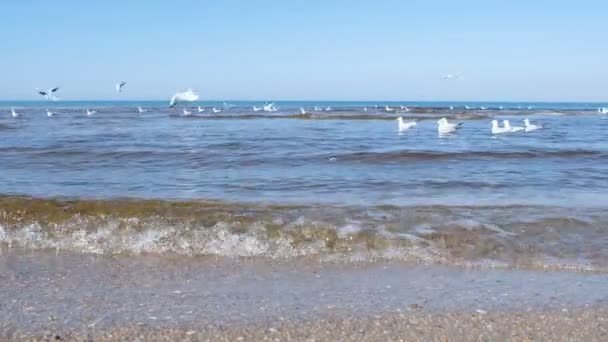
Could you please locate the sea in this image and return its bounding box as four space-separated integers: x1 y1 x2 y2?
1 100 608 271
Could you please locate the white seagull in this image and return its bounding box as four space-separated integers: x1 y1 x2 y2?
464 105 471 110
437 118 462 134
314 106 322 111
503 120 524 133
46 109 55 117
263 102 277 112
300 107 308 115
480 106 487 110
491 120 509 134
169 89 199 107
523 119 542 132
363 107 368 112
440 73 462 80
397 117 416 132
385 106 394 112
116 81 127 93
212 107 222 113
449 105 454 110
253 106 262 112
36 87 60 101
183 108 192 116
198 106 205 113
137 106 147 113
10 108 21 118
400 105 410 112
325 106 332 111
86 109 96 116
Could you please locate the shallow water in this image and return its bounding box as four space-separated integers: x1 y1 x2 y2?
1 101 608 269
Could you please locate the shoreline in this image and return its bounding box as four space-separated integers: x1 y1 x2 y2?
1 250 607 340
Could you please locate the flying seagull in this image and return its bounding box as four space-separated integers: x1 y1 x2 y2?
116 82 127 93
169 89 199 107
36 87 60 101
440 73 462 80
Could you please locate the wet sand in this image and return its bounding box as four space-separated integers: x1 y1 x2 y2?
1 250 607 341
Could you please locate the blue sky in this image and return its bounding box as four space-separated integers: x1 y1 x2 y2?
1 0 606 101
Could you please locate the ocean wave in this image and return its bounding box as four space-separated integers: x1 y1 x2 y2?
331 149 606 163
0 196 606 271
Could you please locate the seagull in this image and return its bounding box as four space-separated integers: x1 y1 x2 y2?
197 106 205 113
263 102 277 112
491 120 509 134
10 108 21 118
363 107 368 112
169 89 199 107
397 117 416 132
503 120 524 133
183 108 192 116
253 106 262 112
437 118 462 134
400 105 410 112
314 106 322 111
137 106 147 113
480 106 487 110
499 106 504 110
385 106 394 112
86 109 96 116
440 73 462 80
600 107 608 114
325 106 332 111
300 107 308 115
46 109 55 117
449 105 454 110
523 119 542 132
116 81 127 93
212 107 222 113
36 87 60 101
464 105 471 110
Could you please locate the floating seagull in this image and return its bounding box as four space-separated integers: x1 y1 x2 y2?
198 106 205 113
253 106 262 112
363 107 368 112
523 119 542 132
169 89 199 107
263 102 277 112
440 73 462 80
46 109 54 117
183 108 192 116
480 106 487 110
36 87 60 101
212 107 222 113
491 120 509 134
314 106 322 111
400 105 410 112
464 105 471 110
503 120 523 133
86 109 96 116
397 117 416 132
10 108 21 118
300 107 308 115
137 106 147 113
437 118 462 134
499 106 504 110
449 105 454 110
325 106 332 111
116 81 127 93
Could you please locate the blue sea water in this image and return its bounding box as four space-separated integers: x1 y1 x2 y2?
1 101 608 207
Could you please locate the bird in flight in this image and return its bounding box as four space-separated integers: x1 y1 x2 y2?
36 87 60 101
440 73 462 80
116 81 127 93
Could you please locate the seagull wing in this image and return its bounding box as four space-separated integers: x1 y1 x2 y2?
50 87 60 93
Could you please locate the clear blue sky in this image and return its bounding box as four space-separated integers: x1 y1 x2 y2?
1 0 606 101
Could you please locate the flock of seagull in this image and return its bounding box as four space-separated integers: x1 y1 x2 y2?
5 82 605 136
395 116 543 135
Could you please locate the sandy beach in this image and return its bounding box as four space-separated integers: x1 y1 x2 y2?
1 250 607 341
